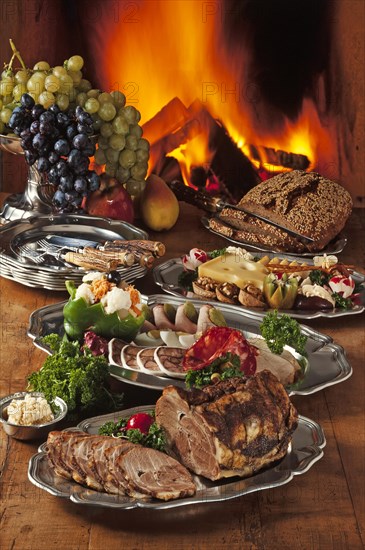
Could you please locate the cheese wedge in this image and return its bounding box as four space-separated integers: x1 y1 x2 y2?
198 253 269 290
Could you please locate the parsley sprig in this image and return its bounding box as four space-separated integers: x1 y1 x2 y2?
98 413 166 452
185 352 241 388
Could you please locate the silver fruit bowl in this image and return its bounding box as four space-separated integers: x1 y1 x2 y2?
0 133 55 223
0 391 68 441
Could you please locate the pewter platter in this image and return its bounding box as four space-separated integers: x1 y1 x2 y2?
201 216 347 257
0 214 149 290
27 294 352 396
153 257 365 320
28 405 325 510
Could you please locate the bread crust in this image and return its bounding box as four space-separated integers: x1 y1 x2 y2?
238 171 352 250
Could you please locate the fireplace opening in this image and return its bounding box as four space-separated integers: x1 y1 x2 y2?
0 0 364 206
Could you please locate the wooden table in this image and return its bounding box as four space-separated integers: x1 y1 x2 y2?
1 199 364 550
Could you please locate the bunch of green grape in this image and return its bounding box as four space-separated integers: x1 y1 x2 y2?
0 40 149 196
83 89 149 196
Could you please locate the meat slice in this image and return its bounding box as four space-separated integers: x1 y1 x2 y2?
154 347 186 378
251 339 301 386
46 431 196 501
155 371 298 481
151 304 176 330
46 430 84 480
173 304 197 334
136 348 164 375
116 445 196 500
108 338 125 367
122 344 143 371
196 304 216 335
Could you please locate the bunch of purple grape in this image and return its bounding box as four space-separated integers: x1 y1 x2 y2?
9 93 100 212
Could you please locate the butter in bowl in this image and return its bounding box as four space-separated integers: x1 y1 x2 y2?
0 392 67 440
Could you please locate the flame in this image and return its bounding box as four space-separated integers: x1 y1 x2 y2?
103 0 334 182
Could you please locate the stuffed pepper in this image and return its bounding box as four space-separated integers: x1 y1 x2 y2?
63 271 145 341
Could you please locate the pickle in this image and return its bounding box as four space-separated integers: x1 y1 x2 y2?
141 304 153 321
183 301 198 323
208 307 227 327
163 303 176 322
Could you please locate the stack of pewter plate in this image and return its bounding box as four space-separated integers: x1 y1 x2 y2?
0 214 150 291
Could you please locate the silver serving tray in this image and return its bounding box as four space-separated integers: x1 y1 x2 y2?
28 404 325 510
201 216 348 257
27 294 352 396
153 257 365 320
0 214 149 290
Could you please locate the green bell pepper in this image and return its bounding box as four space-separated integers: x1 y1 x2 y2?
63 281 145 341
263 273 298 310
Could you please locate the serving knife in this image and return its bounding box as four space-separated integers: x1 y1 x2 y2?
169 180 315 244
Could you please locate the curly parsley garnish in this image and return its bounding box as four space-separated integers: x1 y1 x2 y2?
260 310 308 356
28 334 123 418
185 352 241 388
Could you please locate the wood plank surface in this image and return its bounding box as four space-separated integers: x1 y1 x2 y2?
0 199 364 550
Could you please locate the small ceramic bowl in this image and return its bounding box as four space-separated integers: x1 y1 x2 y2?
0 391 68 441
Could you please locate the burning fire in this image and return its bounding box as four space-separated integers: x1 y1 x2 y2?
102 0 334 186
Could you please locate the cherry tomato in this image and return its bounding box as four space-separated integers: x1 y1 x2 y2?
126 413 154 435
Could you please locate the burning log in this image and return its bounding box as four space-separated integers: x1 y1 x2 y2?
248 145 310 171
142 97 190 143
143 97 260 201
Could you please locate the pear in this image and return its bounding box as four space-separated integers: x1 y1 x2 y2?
140 174 179 231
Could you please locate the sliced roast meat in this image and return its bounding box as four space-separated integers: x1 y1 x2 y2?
155 371 298 481
251 339 301 386
154 347 186 378
93 437 132 494
46 431 196 501
46 430 84 480
116 445 196 500
137 348 164 375
103 440 146 498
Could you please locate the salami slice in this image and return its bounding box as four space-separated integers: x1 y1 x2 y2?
182 327 257 375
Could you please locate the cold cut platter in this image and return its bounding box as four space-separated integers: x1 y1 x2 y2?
28 404 326 510
27 294 352 396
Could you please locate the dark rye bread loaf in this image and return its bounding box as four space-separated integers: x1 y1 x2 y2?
237 171 353 251
209 217 306 253
218 207 307 253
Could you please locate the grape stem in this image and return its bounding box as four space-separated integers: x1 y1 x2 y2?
8 38 27 70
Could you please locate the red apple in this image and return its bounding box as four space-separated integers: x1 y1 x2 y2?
86 184 134 224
